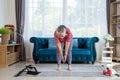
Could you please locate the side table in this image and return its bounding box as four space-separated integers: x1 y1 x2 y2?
102 47 113 63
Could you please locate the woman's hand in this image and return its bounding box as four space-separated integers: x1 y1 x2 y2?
61 56 65 63
63 55 67 63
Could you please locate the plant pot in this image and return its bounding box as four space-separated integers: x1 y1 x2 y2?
1 34 9 44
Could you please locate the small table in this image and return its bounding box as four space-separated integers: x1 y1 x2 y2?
102 47 113 63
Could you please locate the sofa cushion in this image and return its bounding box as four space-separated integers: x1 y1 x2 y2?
72 48 90 55
72 39 78 48
38 48 57 55
48 39 57 48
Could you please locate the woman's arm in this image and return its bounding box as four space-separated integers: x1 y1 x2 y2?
56 42 63 58
64 41 70 62
65 41 70 56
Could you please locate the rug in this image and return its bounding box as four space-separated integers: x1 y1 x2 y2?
17 64 115 77
113 65 120 73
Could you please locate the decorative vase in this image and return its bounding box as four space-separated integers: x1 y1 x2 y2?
105 41 109 47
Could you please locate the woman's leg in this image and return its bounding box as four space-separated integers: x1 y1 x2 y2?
67 41 73 65
56 50 61 71
67 41 73 70
56 50 61 65
56 42 64 65
56 42 64 70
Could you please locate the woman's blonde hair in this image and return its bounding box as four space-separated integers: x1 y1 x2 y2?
56 25 66 36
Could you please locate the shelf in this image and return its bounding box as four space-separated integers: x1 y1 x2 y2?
112 43 120 45
110 0 120 62
113 42 120 44
112 22 120 24
102 51 113 53
114 36 120 37
102 57 112 63
112 1 120 4
102 57 112 59
0 44 21 68
112 15 120 17
7 44 21 46
112 57 120 61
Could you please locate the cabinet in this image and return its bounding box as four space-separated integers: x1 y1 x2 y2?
110 0 120 61
0 44 21 68
102 47 113 63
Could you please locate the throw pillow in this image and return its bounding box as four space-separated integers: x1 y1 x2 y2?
48 39 57 48
72 39 78 48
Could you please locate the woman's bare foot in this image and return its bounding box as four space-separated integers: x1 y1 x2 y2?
67 65 72 71
57 65 61 71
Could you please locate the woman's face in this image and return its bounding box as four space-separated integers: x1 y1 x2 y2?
58 32 65 38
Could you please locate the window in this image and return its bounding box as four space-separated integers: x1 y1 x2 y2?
25 0 107 37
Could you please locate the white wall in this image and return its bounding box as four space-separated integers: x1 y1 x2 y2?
6 0 16 27
0 0 16 27
0 0 8 27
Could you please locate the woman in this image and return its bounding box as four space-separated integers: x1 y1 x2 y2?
54 25 73 71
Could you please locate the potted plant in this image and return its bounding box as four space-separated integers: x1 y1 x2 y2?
103 34 114 47
0 27 12 44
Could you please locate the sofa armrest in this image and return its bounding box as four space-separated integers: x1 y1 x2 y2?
30 37 48 63
85 37 99 61
30 37 42 63
30 37 39 63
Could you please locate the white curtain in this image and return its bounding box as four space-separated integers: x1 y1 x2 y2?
24 0 107 61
